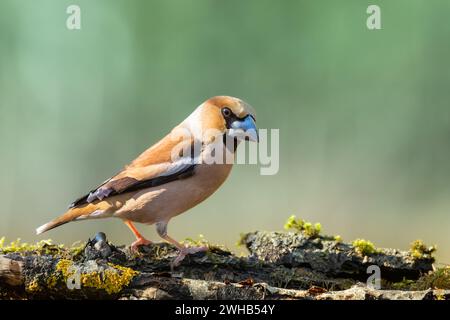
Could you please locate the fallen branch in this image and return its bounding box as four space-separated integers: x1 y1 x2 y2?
0 231 446 300
242 231 434 281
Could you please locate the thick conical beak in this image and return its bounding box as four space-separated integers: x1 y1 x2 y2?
229 115 259 142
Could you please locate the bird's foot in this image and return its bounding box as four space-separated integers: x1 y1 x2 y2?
171 245 209 269
130 237 152 252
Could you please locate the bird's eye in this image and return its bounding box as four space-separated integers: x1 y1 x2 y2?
222 107 232 117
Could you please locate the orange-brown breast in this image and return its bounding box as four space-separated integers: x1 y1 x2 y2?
113 162 233 224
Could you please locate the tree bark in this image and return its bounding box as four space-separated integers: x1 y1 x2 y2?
0 232 447 300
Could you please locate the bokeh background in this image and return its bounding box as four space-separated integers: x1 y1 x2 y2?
1 0 449 263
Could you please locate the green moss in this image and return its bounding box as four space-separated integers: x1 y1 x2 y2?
182 234 209 247
0 238 87 261
389 278 416 290
284 215 322 238
182 234 226 252
67 241 86 260
413 267 450 290
0 238 65 255
389 267 450 291
351 239 378 256
284 215 299 230
236 233 247 247
409 240 436 261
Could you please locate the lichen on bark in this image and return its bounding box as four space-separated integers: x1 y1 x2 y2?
0 226 448 300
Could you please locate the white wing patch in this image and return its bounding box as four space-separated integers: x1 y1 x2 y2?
160 158 196 177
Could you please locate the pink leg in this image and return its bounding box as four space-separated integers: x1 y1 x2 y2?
156 221 208 268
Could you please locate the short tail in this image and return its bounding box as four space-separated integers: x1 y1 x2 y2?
36 202 112 235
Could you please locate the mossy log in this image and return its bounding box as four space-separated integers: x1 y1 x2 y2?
242 231 434 281
0 232 448 300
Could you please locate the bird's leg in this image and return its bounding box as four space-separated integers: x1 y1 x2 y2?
156 221 208 267
123 220 152 251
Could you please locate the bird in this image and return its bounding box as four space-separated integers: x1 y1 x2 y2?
36 96 258 266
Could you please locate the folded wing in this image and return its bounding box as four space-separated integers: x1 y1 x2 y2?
70 134 200 208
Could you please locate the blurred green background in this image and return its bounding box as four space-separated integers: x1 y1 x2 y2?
0 0 449 264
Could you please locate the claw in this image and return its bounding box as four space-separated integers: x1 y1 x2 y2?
130 237 152 252
171 246 208 269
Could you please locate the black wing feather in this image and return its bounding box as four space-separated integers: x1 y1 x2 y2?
69 164 196 208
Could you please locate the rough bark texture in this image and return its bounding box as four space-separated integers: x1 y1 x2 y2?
242 231 434 281
0 231 448 300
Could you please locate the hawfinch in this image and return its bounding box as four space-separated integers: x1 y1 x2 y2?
36 96 258 266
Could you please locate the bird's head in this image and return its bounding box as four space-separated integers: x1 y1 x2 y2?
183 96 258 145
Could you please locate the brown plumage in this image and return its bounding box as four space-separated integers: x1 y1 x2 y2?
36 96 258 266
